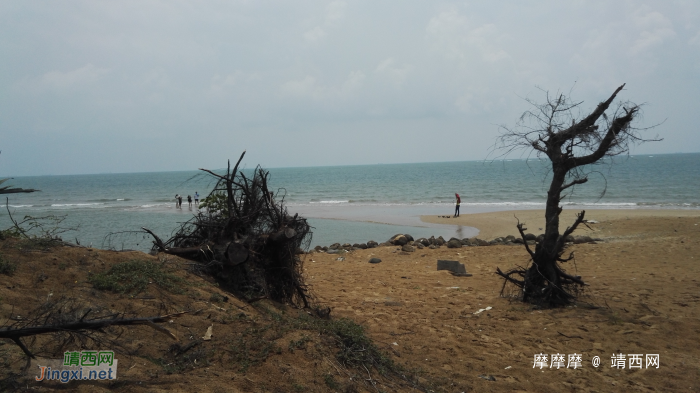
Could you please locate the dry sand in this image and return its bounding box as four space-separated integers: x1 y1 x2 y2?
307 209 700 392
1 208 699 392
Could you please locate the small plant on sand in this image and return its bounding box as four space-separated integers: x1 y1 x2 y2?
0 254 17 276
89 259 186 295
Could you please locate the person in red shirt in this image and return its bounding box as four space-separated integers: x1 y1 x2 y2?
454 193 461 217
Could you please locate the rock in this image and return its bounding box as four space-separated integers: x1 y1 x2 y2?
326 249 343 254
505 235 516 243
524 233 537 241
474 238 489 246
401 244 415 252
573 235 593 244
329 243 341 250
513 238 524 244
437 260 468 275
436 236 446 246
428 244 438 249
403 234 414 242
342 243 352 249
526 240 536 245
478 374 496 382
493 237 504 243
428 236 436 245
391 235 408 246
357 243 368 249
415 243 424 249
322 246 328 251
369 258 382 264
446 239 462 248
314 245 323 251
366 240 378 248
488 239 502 245
565 235 574 243
417 238 430 246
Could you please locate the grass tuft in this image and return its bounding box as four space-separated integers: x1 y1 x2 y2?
88 259 186 295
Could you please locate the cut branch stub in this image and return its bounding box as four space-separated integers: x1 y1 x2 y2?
225 242 249 266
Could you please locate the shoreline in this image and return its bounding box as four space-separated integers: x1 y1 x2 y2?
421 208 700 240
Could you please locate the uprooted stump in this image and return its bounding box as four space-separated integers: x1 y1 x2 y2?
143 151 313 308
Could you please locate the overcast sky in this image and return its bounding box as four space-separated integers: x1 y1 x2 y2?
1 1 698 176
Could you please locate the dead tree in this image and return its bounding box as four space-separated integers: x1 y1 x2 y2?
143 151 313 308
494 84 659 307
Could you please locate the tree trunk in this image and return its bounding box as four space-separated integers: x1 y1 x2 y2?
524 168 567 305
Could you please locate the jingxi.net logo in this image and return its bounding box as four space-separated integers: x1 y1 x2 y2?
35 351 118 383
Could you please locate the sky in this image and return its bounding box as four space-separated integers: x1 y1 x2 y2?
1 0 699 176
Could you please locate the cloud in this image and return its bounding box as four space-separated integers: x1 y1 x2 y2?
374 58 412 86
303 0 346 42
280 76 324 98
688 31 700 46
303 26 327 42
628 8 676 55
39 64 110 90
341 70 365 92
426 10 510 64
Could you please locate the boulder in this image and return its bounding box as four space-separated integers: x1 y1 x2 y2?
314 245 323 251
403 234 414 242
447 239 462 248
357 243 368 249
391 235 409 246
437 260 469 275
524 233 537 241
415 243 424 249
428 236 436 245
428 244 438 249
493 237 504 243
418 238 431 246
436 236 446 246
565 235 575 243
401 244 415 252
366 240 378 248
505 235 516 243
513 238 524 244
474 238 489 246
369 258 382 264
329 243 341 250
573 235 593 244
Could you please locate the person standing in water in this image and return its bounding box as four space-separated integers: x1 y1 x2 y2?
194 191 200 206
175 194 180 209
178 195 183 209
454 193 460 217
187 195 192 208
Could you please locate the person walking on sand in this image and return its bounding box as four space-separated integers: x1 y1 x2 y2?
187 195 192 208
194 191 200 206
454 193 461 217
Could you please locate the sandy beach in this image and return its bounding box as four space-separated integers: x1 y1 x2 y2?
1 208 699 391
421 208 700 240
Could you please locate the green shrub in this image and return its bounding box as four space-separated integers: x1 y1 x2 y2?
0 255 16 276
89 260 186 295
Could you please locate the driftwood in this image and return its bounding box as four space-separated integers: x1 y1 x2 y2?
0 312 186 359
144 151 313 308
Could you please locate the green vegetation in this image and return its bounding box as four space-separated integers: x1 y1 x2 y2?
0 254 16 276
88 260 186 295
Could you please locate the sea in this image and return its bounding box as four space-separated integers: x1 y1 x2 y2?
2 153 699 252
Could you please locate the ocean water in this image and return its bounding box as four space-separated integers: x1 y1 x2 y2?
2 153 698 251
